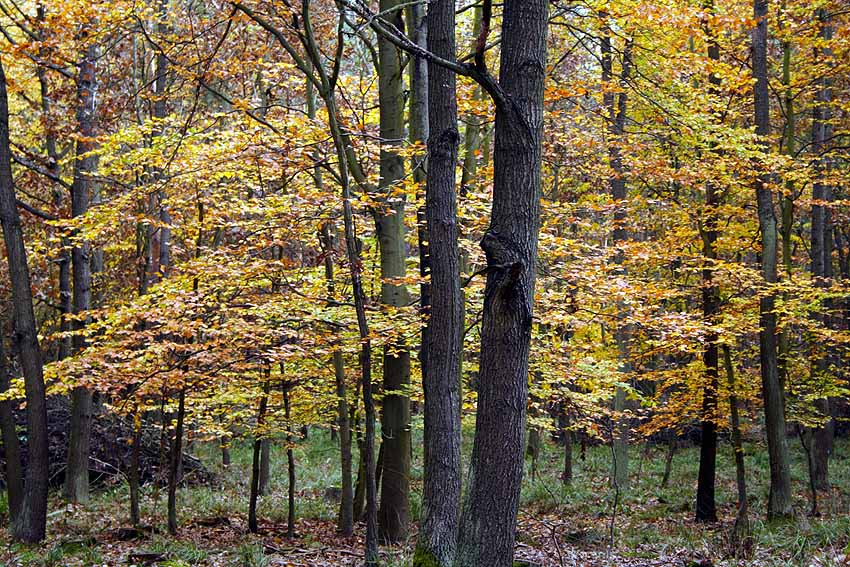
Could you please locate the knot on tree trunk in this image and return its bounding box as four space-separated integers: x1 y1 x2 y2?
480 230 529 327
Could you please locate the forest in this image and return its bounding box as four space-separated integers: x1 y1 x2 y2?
0 0 847 564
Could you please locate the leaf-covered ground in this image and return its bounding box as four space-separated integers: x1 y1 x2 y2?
3 427 850 566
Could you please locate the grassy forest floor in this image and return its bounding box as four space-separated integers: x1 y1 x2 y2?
2 424 850 567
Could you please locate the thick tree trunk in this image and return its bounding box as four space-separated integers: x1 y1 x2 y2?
0 58 49 545
375 0 411 543
752 0 793 521
415 0 462 564
0 329 23 522
455 0 548 563
65 42 98 505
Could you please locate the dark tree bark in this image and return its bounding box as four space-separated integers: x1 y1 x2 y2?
258 440 271 496
0 58 49 544
129 410 142 526
809 6 834 493
65 41 98 505
563 429 573 486
455 0 548 562
723 345 749 538
0 328 23 522
375 0 411 543
249 378 270 534
696 5 721 523
167 388 186 535
752 0 793 521
414 0 462 564
407 0 429 420
284 381 296 538
220 436 231 466
319 223 354 535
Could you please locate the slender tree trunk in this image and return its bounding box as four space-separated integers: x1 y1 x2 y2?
563 429 573 486
65 42 98 505
752 0 793 521
375 0 411 542
0 328 23 522
723 346 749 536
0 58 49 545
415 0 462 564
284 382 296 538
220 436 231 467
258 440 271 496
696 8 721 522
809 6 834 493
167 388 185 535
407 0 429 417
129 410 142 526
249 378 270 534
455 0 548 563
320 224 354 534
152 0 171 282
601 27 633 492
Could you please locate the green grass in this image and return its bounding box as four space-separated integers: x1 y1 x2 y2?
2 425 849 566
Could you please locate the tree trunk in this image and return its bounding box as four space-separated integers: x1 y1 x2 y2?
220 436 231 467
660 434 676 489
601 26 633 493
258 440 271 496
167 388 185 535
129 411 142 526
415 0 463 561
723 345 749 537
320 223 354 535
249 378 270 534
65 42 98 505
455 0 548 563
375 0 411 543
0 58 49 545
696 11 721 522
0 329 23 522
284 382 296 538
809 6 834 493
152 0 171 283
563 429 573 486
752 0 793 521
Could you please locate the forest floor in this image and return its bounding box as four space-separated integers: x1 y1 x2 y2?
2 423 850 567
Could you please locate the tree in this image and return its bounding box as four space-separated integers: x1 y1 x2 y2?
455 0 549 563
65 40 98 505
375 0 411 542
752 0 793 521
414 0 462 562
0 57 49 544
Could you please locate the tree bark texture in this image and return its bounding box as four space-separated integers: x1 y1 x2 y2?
455 0 548 563
375 0 411 543
65 41 98 505
0 58 49 543
415 0 462 564
752 0 793 521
